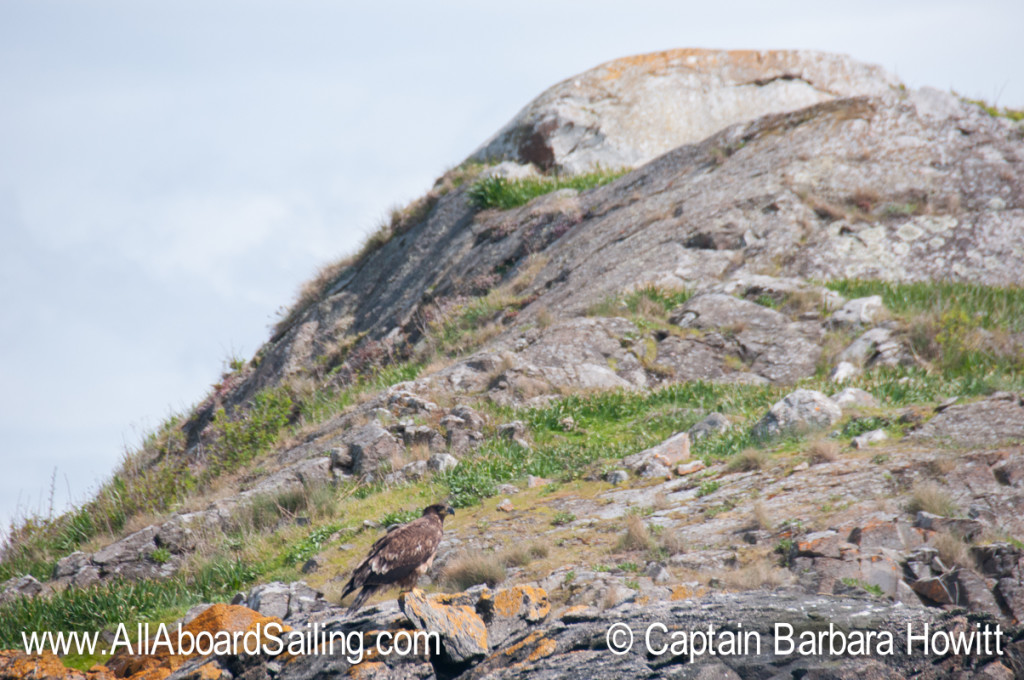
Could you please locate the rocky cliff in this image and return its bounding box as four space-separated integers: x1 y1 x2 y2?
3 49 1024 679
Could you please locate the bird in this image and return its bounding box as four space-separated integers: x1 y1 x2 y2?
341 503 455 615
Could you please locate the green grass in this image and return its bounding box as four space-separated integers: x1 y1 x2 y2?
587 284 693 329
962 97 1024 122
825 279 1024 332
0 558 258 650
551 511 576 526
696 480 721 498
468 168 628 211
380 509 420 527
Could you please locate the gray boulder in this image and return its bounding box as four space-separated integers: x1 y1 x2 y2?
752 389 842 440
347 423 403 475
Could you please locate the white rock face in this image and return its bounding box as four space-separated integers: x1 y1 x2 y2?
468 49 900 173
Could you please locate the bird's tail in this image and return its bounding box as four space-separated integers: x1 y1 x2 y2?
345 587 374 617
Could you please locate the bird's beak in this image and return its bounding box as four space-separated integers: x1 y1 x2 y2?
446 506 455 517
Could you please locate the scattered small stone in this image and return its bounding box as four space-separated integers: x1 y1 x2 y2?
497 483 520 495
752 389 842 440
497 498 514 512
829 295 883 329
559 416 576 431
851 429 887 449
687 413 730 441
676 460 706 476
832 387 878 410
428 452 459 473
527 475 552 488
645 562 672 584
792 461 810 472
829 361 860 384
606 469 629 485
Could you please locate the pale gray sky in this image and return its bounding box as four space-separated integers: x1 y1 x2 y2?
2 0 1022 533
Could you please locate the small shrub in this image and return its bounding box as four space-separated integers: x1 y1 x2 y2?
932 531 972 569
551 511 576 526
442 552 507 590
658 531 686 556
806 439 840 465
726 449 766 473
696 480 721 498
906 483 959 517
616 515 653 553
718 559 792 590
150 547 171 565
500 541 549 568
841 577 885 597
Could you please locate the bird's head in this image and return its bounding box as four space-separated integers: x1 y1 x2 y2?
424 503 455 521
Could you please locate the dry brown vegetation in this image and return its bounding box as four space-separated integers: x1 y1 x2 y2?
727 448 767 473
932 531 972 569
441 551 507 590
615 514 654 553
906 482 960 517
806 439 840 465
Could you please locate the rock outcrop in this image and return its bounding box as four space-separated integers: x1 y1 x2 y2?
468 49 899 173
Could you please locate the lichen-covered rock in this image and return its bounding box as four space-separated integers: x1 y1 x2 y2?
398 588 488 663
752 389 842 440
106 603 285 679
622 431 690 477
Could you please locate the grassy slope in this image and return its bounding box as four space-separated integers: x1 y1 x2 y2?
2 219 1023 666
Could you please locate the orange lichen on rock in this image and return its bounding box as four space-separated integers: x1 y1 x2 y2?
105 604 286 679
559 605 590 619
0 649 85 679
526 637 557 662
347 661 385 679
492 585 550 621
501 631 544 658
670 584 708 601
399 589 488 661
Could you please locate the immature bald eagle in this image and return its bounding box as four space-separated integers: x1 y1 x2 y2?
341 503 454 614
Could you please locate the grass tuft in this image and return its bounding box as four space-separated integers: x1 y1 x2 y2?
468 168 627 211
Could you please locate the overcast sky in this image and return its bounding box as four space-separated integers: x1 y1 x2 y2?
1 0 1022 535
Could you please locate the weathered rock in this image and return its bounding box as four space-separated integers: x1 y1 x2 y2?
852 429 887 448
399 588 489 663
0 575 45 605
752 389 842 440
829 360 860 383
622 431 690 477
913 392 1024 446
829 295 884 329
468 49 899 173
347 423 403 475
914 511 985 540
832 387 878 410
605 469 629 485
428 452 459 473
687 412 731 441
